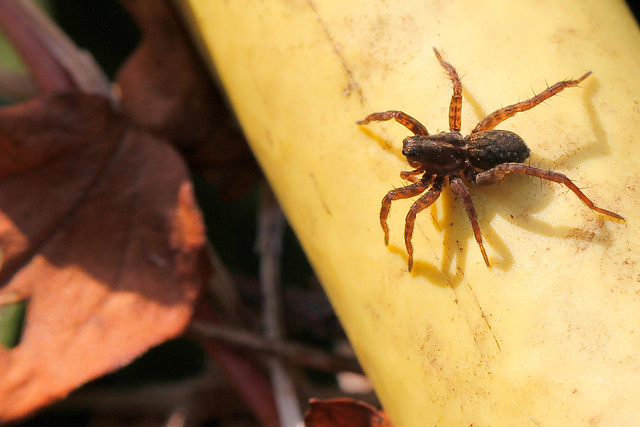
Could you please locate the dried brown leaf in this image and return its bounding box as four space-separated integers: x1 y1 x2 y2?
116 0 261 199
0 92 206 421
304 398 393 427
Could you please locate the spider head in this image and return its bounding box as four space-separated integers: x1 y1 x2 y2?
402 133 466 174
401 135 425 166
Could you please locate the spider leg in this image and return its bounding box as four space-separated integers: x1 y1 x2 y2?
381 180 430 246
472 162 624 220
404 177 444 271
358 110 429 136
433 48 463 133
400 168 425 183
472 71 592 133
450 176 490 267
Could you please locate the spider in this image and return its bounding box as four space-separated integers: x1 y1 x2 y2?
358 48 624 271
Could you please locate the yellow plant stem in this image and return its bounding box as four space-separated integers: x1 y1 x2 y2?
181 0 640 425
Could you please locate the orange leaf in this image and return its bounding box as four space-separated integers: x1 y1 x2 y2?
0 92 206 421
304 398 393 427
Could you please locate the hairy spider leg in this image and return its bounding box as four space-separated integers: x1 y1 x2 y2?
472 71 592 133
404 177 444 272
400 168 425 183
450 176 490 266
472 162 624 220
433 48 463 133
380 180 430 245
357 110 429 136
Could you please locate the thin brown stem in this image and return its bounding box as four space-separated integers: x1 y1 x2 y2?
257 185 302 427
191 321 362 374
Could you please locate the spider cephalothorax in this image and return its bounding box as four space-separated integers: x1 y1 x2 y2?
358 48 623 271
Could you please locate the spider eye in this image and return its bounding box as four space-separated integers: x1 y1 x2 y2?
401 136 421 158
402 147 420 158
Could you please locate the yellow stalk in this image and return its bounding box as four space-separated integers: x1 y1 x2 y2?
180 0 640 424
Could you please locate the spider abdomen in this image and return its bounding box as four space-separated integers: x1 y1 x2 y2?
465 130 530 171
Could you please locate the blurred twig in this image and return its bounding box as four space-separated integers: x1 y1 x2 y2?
257 185 302 427
0 0 111 97
191 321 362 374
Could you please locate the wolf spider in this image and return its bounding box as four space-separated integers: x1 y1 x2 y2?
358 48 623 271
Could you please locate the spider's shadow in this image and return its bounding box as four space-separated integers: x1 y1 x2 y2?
404 179 618 285
425 77 615 281
372 76 617 283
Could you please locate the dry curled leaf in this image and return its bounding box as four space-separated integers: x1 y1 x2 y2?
0 92 206 421
0 0 276 422
304 398 393 427
117 0 261 199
